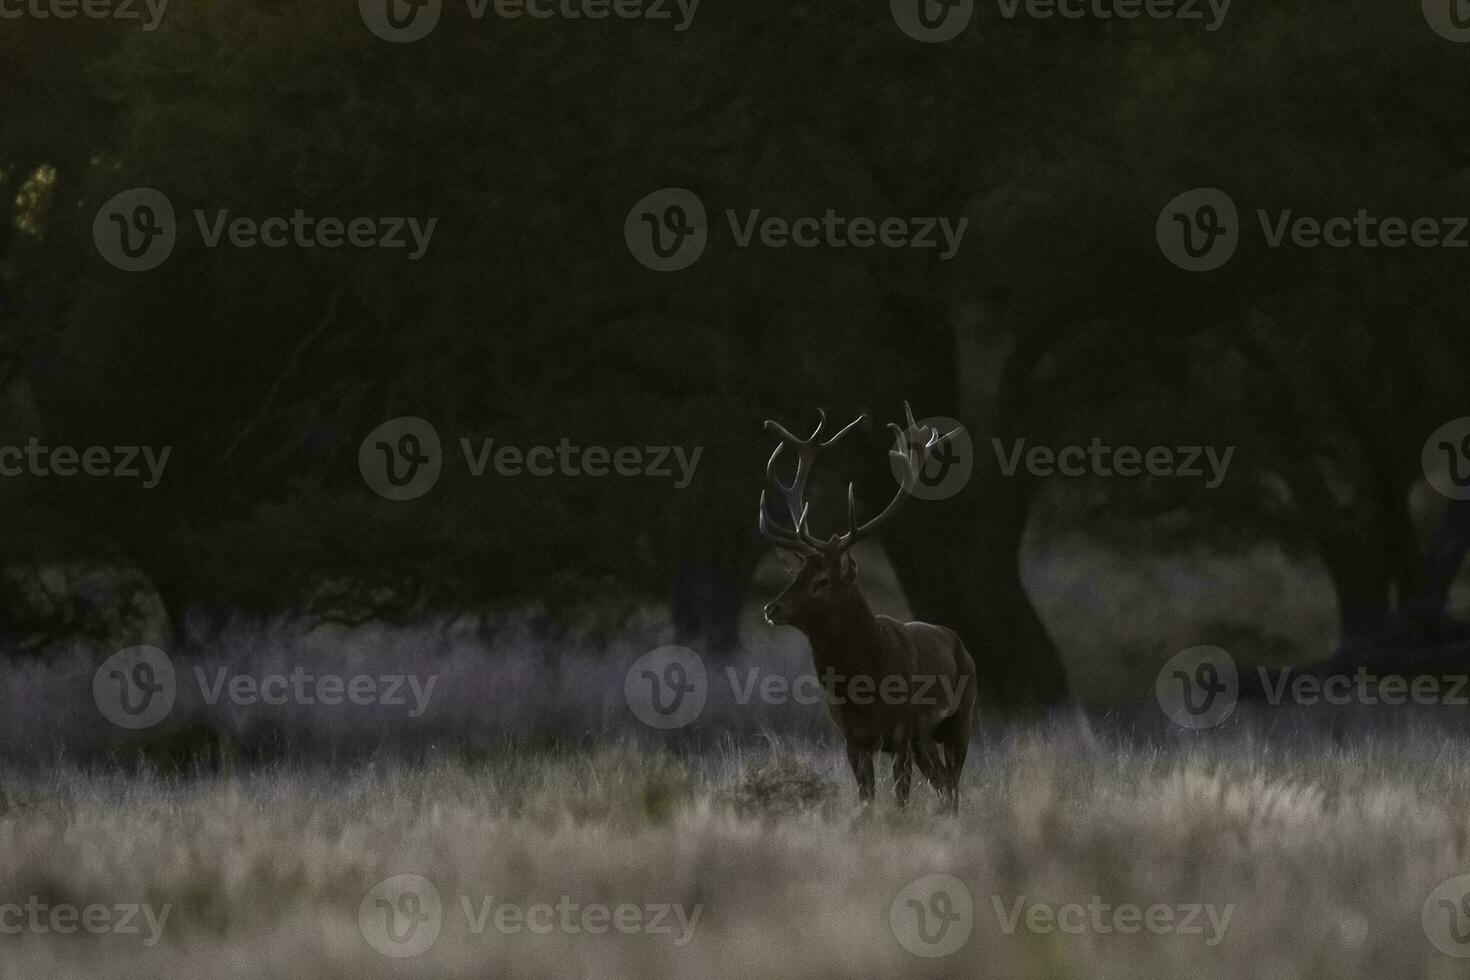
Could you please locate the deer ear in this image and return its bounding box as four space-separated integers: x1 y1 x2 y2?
839 551 858 583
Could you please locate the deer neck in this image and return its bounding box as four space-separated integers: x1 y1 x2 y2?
804 586 888 676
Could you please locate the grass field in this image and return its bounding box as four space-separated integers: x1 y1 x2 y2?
0 537 1465 979
5 715 1470 979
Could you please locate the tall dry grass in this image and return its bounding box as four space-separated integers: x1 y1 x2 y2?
3 719 1470 978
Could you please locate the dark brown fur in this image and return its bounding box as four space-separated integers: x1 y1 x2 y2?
764 550 977 809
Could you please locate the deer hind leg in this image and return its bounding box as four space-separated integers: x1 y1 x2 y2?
845 743 876 804
940 728 964 811
913 739 945 796
932 713 970 812
941 738 967 812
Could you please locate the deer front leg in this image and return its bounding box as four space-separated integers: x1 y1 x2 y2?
845 743 875 804
892 739 913 807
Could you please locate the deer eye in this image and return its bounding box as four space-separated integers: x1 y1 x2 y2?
810 577 830 594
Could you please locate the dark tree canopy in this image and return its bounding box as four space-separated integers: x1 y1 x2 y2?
2 0 1468 709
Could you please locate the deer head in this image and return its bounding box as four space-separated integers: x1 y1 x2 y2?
758 402 950 630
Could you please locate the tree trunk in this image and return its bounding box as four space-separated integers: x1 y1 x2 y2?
885 463 1070 712
672 560 747 652
883 317 1072 712
1407 498 1470 632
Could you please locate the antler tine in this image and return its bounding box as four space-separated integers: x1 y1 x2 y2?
758 409 867 554
763 408 826 448
902 399 919 434
826 406 951 552
759 412 822 553
832 479 867 553
760 440 812 545
802 414 866 553
820 413 865 448
889 420 943 489
758 487 815 552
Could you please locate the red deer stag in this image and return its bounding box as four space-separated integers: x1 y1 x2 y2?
758 404 976 810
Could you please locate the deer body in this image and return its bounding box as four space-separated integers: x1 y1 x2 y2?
758 404 976 809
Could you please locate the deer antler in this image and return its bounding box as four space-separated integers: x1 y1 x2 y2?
757 402 958 556
757 409 865 554
828 401 951 551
